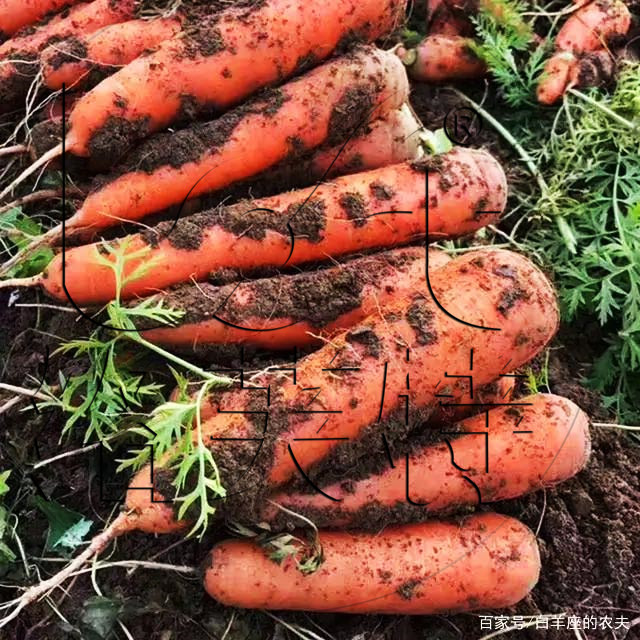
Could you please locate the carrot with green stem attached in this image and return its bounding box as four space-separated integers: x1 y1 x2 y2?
537 0 630 104
1 147 507 305
265 394 591 529
1 0 406 194
0 45 408 245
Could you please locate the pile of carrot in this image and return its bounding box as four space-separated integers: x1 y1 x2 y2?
0 0 599 625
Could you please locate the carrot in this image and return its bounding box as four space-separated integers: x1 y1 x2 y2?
400 35 486 83
192 104 425 205
537 0 630 104
40 16 183 90
203 512 540 614
0 250 556 625
265 394 591 529
1 45 408 228
53 0 407 161
536 51 577 105
0 0 136 111
140 247 451 350
123 248 559 528
0 0 83 40
554 0 630 54
4 147 507 305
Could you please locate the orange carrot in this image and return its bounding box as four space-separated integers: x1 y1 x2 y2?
265 394 591 529
190 104 425 204
140 247 450 350
0 0 136 110
555 0 630 54
0 0 83 40
40 16 182 90
59 0 407 160
537 51 577 105
2 45 408 230
537 0 630 104
4 147 507 305
123 248 559 528
203 512 540 614
401 35 486 83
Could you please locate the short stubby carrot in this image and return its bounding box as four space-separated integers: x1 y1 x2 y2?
265 394 591 529
64 0 407 159
0 0 83 40
41 16 183 90
29 147 507 305
554 0 630 54
203 512 541 614
123 248 559 527
0 0 136 110
59 46 408 233
401 35 486 83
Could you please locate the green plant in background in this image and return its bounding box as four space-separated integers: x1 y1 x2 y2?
37 238 232 536
468 0 640 420
0 471 15 566
469 0 549 107
524 64 640 420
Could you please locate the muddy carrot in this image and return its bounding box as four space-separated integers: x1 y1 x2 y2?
0 0 83 40
537 0 630 104
0 45 408 230
140 247 450 350
555 0 630 54
265 394 591 529
400 35 486 83
40 16 182 90
123 248 559 528
0 250 556 625
0 0 136 111
203 512 540 614
2 147 507 304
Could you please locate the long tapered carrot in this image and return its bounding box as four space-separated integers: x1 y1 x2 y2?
204 512 541 614
2 147 507 305
0 0 137 111
139 247 450 350
123 248 559 528
59 0 406 160
0 0 84 40
0 45 408 227
40 16 183 90
265 394 591 529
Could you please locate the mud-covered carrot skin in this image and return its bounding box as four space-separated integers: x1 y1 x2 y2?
537 51 577 105
0 0 83 40
64 0 407 159
537 0 630 104
140 247 450 349
39 147 506 305
62 45 408 232
0 0 136 110
41 17 183 90
124 249 558 529
266 394 591 530
555 0 630 54
403 35 486 83
203 512 541 614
